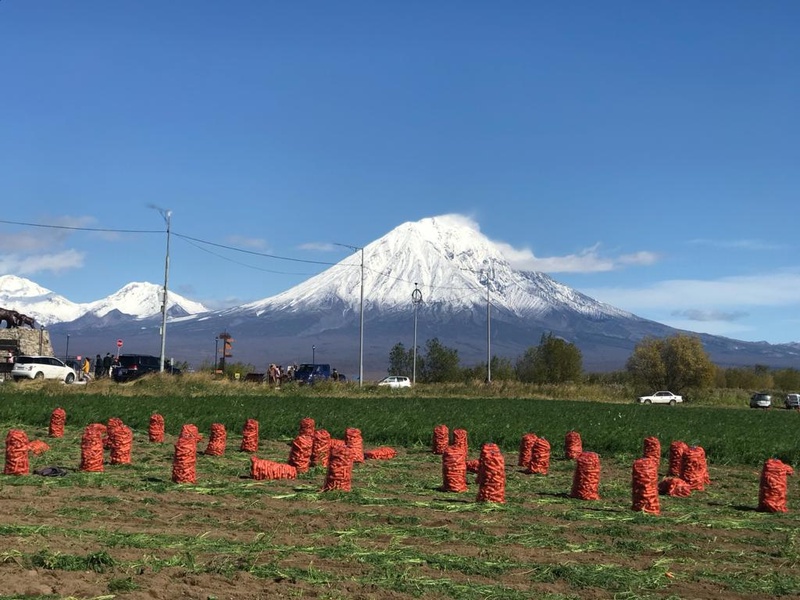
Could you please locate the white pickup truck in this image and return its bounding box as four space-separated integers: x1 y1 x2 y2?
637 391 683 405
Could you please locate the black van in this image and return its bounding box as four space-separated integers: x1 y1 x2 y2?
113 354 181 382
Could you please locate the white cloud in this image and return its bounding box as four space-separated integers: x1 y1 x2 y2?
495 241 658 273
299 242 338 252
687 238 784 251
0 250 86 275
585 271 800 311
226 235 267 250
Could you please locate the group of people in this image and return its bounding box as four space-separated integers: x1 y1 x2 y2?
267 363 296 384
76 353 119 381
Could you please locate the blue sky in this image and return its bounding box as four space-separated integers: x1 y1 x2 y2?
1 1 798 344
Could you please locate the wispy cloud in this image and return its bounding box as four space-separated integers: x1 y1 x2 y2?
687 238 784 251
586 271 800 311
225 235 267 250
298 242 338 252
0 250 86 275
496 242 658 273
671 309 749 323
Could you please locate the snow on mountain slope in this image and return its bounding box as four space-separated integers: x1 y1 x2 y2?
0 275 209 324
0 274 84 325
238 214 633 321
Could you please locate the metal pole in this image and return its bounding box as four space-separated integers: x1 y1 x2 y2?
487 279 491 384
358 246 364 387
412 283 422 385
39 326 44 355
214 337 219 373
65 334 70 363
159 210 171 373
312 344 315 364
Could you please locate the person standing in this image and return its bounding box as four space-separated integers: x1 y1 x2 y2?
94 354 102 379
102 353 112 377
81 357 91 381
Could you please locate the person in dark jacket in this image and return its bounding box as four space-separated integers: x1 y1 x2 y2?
94 354 102 379
102 353 112 377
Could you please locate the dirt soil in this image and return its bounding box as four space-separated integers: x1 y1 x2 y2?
0 434 798 600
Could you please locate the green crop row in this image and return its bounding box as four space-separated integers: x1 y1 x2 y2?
1 390 798 466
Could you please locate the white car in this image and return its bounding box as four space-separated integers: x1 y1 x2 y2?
378 375 412 389
11 356 77 384
637 390 682 405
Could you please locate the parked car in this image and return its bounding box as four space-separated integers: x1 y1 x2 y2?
113 354 181 382
293 363 345 385
11 355 76 384
749 392 772 409
637 391 683 405
785 393 800 409
378 375 412 389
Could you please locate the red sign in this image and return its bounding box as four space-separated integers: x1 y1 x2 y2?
116 339 123 348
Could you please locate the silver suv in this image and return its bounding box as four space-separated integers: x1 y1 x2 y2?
786 393 800 410
749 392 772 409
11 356 76 384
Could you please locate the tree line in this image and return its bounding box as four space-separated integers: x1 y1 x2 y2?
388 333 800 394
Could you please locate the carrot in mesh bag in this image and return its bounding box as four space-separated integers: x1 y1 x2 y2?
204 423 227 456
109 425 133 465
658 476 692 497
527 437 551 475
442 445 468 493
667 440 688 477
465 459 480 474
681 446 708 491
642 436 661 466
476 443 505 503
518 433 538 467
432 424 449 455
28 439 50 455
631 457 660 514
365 447 397 460
345 427 365 463
148 413 165 443
288 434 314 473
758 458 794 513
570 451 601 500
298 417 315 437
80 425 105 473
311 429 331 467
240 418 259 453
250 456 297 480
105 417 125 449
4 429 30 475
452 428 469 455
179 423 203 443
49 407 66 438
322 444 353 492
564 430 582 460
172 435 197 484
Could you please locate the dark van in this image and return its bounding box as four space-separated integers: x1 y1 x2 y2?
113 354 181 382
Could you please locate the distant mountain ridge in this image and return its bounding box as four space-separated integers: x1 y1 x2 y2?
2 216 800 375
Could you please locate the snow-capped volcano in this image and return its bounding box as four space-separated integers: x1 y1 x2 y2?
241 214 631 322
0 275 209 325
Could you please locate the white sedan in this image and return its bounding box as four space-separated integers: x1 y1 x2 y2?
378 375 412 389
637 391 683 405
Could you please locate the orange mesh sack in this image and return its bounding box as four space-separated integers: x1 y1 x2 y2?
527 437 551 475
364 447 397 460
288 434 314 473
240 418 259 453
667 440 688 477
758 458 794 513
322 444 353 492
681 446 708 491
441 445 468 493
518 433 538 467
148 414 165 443
631 457 660 514
80 425 105 473
298 417 315 437
49 407 66 438
432 424 449 455
172 435 197 484
658 476 692 497
251 456 297 480
570 451 601 500
476 443 505 503
642 436 661 466
105 417 125 449
345 428 365 463
465 459 480 474
452 428 469 456
4 429 30 475
109 425 133 465
179 423 203 443
204 423 227 456
28 440 50 455
311 429 331 467
564 431 582 460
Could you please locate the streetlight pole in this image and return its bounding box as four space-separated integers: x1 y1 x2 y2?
335 243 364 387
483 260 494 384
312 344 316 364
65 334 70 363
214 337 219 373
412 283 422 385
151 205 172 373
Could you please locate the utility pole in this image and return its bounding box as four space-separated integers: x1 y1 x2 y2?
412 283 422 385
335 242 365 386
482 260 494 384
150 205 172 373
